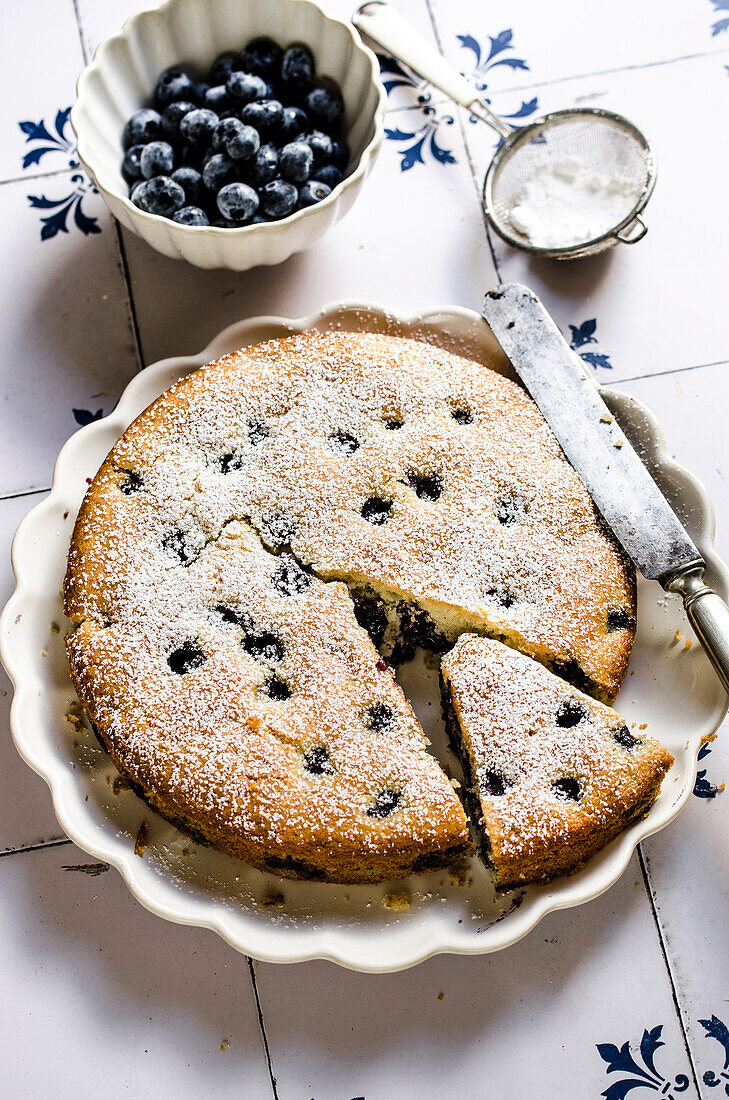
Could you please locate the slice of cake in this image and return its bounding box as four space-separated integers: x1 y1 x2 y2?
440 635 673 888
66 519 470 884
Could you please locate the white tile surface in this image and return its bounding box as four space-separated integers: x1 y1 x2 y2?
0 174 139 495
2 0 729 1094
0 842 274 1099
460 55 729 384
429 0 729 91
0 493 65 853
254 854 699 1100
2 0 86 185
615 363 729 1095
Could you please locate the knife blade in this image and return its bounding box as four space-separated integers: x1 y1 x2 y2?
482 282 729 694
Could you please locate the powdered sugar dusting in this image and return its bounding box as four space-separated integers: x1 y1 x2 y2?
442 635 672 885
64 331 638 882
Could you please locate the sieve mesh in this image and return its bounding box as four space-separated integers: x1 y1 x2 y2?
486 110 654 257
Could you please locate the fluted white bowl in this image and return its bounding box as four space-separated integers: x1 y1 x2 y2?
71 0 385 270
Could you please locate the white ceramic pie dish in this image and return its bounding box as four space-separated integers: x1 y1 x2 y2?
1 300 726 972
71 0 386 270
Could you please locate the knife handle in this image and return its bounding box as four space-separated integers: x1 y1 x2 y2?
665 566 729 696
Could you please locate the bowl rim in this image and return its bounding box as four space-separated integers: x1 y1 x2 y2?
70 0 387 236
1 297 727 972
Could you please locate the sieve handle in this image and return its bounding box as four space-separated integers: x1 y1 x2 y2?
353 1 512 139
614 214 648 244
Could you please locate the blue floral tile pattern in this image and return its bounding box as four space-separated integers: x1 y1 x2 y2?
596 1025 690 1098
72 408 104 426
692 739 725 799
19 108 78 171
709 0 729 36
379 55 459 170
379 29 539 170
568 318 614 371
457 30 529 86
700 1015 729 1092
27 175 101 240
18 107 100 240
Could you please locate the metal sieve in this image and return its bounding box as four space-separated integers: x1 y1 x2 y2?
353 2 658 260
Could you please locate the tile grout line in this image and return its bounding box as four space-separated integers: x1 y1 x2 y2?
0 485 51 502
70 0 146 373
0 836 72 860
476 44 729 100
422 0 503 285
0 166 82 189
610 359 729 386
247 959 280 1100
112 222 146 370
638 845 703 1097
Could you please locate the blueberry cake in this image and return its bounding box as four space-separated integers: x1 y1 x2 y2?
441 636 673 888
66 518 469 882
65 330 641 883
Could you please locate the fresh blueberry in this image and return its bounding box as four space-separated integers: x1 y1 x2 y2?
279 105 308 143
140 140 175 178
330 138 349 169
304 129 333 167
315 164 342 189
177 141 207 168
260 179 298 218
227 71 268 104
190 81 211 105
161 100 196 138
204 84 230 111
121 144 145 183
211 51 238 84
213 117 243 151
240 37 283 81
154 68 196 107
179 108 219 145
279 140 313 183
217 181 259 222
247 143 278 185
123 108 161 149
296 179 331 207
305 86 344 131
172 205 209 225
241 99 283 133
227 124 260 161
171 166 202 204
132 176 185 217
280 44 315 92
212 217 240 228
202 152 236 191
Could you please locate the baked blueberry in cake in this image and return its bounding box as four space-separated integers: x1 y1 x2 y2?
440 635 673 888
65 518 469 883
64 330 643 883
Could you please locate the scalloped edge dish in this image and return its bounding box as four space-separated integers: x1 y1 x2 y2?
1 299 726 972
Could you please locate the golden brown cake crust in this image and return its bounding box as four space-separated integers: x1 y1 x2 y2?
66 520 470 884
64 330 638 883
441 635 673 889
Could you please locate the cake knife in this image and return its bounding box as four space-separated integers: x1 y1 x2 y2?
481 282 729 694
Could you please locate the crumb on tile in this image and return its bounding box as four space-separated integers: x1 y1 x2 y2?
260 892 285 908
383 891 410 911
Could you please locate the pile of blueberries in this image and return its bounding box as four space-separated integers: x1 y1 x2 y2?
122 37 349 227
